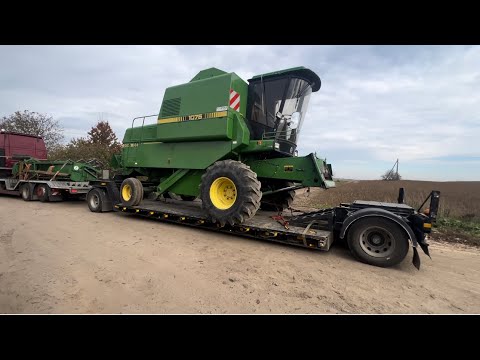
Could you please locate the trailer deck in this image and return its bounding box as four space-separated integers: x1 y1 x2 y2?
114 199 334 251
0 178 91 196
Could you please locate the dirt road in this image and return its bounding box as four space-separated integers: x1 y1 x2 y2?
1 196 479 314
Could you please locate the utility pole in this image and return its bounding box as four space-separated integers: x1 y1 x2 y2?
396 158 399 179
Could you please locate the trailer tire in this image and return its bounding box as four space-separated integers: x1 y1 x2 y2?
87 188 104 213
347 217 409 267
20 184 32 201
260 181 296 211
200 160 262 227
120 177 143 206
35 184 50 202
180 195 197 201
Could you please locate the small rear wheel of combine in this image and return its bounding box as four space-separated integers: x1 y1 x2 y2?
180 195 197 201
87 188 104 213
120 177 144 206
20 184 32 201
35 184 50 202
347 217 409 267
200 160 262 227
260 181 296 211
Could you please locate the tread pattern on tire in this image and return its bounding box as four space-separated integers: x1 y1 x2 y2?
200 160 262 227
120 177 144 206
87 188 104 213
20 184 31 201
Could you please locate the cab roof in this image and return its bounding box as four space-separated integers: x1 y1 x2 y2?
248 66 321 92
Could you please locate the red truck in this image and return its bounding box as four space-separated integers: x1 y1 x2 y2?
0 130 47 177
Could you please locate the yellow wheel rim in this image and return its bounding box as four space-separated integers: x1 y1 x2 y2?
122 184 132 201
209 177 237 210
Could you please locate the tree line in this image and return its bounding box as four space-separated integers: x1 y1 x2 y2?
0 110 122 168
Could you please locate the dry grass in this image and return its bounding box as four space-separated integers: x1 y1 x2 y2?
295 180 480 246
303 180 480 221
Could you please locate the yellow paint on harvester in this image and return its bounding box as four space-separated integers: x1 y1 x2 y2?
157 111 228 124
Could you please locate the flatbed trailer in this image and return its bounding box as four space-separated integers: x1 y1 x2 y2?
0 157 101 202
0 177 91 201
87 179 440 269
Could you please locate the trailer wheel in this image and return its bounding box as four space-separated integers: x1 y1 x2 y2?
200 160 262 227
87 188 104 213
120 177 143 206
20 184 32 201
260 181 296 211
180 195 197 201
35 184 50 202
347 217 409 267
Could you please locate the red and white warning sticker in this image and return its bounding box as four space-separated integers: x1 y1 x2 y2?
229 89 240 111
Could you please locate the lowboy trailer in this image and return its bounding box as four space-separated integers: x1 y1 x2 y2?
87 178 440 269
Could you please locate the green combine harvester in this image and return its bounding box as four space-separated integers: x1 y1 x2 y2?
86 66 440 269
113 67 334 226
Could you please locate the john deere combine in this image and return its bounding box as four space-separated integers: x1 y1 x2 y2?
113 67 334 226
86 66 440 269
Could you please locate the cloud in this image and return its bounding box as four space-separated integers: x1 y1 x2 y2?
0 45 478 181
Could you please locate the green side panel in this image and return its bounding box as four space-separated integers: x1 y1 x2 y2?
123 124 157 143
160 72 232 118
123 141 234 170
122 111 252 171
168 170 203 197
156 168 190 194
245 153 336 188
12 159 100 182
240 140 275 153
158 70 248 118
156 117 233 142
110 153 123 169
123 119 233 143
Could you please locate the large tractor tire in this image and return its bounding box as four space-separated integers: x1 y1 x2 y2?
347 217 409 268
260 181 296 212
120 177 144 206
200 160 262 227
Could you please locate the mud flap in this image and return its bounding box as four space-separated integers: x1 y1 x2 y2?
419 242 431 259
412 247 421 270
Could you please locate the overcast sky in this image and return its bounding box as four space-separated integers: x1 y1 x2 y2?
0 45 479 181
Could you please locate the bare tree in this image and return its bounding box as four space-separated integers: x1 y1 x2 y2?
0 110 64 151
381 159 401 181
381 170 402 181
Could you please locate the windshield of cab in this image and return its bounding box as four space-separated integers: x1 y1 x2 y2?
247 77 312 145
274 78 312 144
